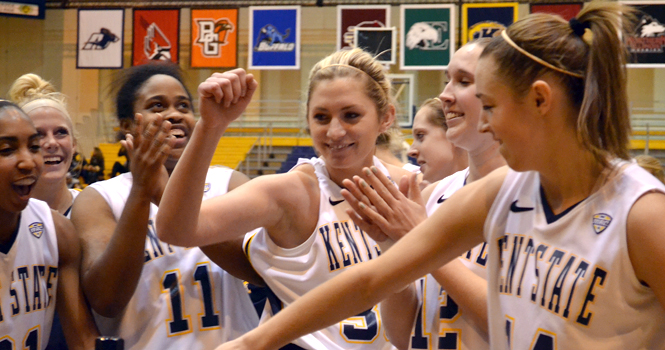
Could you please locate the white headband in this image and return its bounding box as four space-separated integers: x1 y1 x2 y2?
21 98 71 119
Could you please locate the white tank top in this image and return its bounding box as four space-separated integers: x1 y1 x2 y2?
410 168 488 350
484 162 665 349
0 199 59 350
89 167 258 350
246 157 396 350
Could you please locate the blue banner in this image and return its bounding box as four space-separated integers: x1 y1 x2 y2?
0 0 45 19
249 6 300 70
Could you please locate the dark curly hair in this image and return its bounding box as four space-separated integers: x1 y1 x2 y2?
114 62 192 123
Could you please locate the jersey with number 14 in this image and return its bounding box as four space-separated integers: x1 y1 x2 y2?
411 168 488 350
89 167 258 350
246 156 396 350
0 199 58 350
485 162 665 349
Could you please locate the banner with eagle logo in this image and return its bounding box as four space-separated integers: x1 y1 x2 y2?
132 9 180 66
248 6 300 70
462 3 518 45
77 9 124 69
400 4 455 70
626 2 665 67
191 8 238 68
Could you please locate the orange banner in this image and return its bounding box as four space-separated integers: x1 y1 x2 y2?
191 8 238 68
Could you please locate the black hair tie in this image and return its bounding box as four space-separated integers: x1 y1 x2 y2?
569 18 589 37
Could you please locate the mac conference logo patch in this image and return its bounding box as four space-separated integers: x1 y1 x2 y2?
592 213 612 234
204 183 211 193
29 222 44 239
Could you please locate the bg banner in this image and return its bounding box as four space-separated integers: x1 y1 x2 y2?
77 9 124 69
133 9 180 66
249 6 300 70
462 3 518 45
336 5 390 51
626 2 665 67
191 8 238 68
400 4 455 70
530 3 582 21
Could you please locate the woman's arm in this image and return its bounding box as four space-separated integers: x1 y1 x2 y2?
72 116 173 317
52 212 99 349
215 169 506 350
627 191 665 310
379 284 419 350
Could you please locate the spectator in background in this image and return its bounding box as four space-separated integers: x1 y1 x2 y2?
84 146 104 184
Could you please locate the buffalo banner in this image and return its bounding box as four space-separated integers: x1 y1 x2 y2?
627 2 665 67
530 3 582 21
132 9 180 66
336 5 390 51
400 4 455 70
77 9 124 69
462 3 518 45
249 6 300 70
191 9 238 68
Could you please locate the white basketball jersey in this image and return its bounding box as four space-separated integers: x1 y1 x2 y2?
89 167 258 350
246 157 396 350
484 162 665 350
410 169 488 350
0 199 58 350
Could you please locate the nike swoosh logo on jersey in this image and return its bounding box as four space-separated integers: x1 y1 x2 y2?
510 200 534 212
329 197 345 206
437 195 446 204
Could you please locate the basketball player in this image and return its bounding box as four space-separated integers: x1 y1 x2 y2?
344 40 503 350
157 49 413 350
407 98 467 185
70 63 259 349
9 73 84 349
213 4 665 350
0 100 98 349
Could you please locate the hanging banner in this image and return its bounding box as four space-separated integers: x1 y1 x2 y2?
249 6 300 70
355 27 396 64
191 8 238 68
530 3 583 21
133 9 180 66
77 9 124 69
400 4 455 70
462 3 518 45
626 2 665 67
0 0 45 19
336 5 390 51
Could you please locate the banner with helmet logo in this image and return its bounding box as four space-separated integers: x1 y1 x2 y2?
530 3 582 21
462 3 518 45
400 4 455 70
248 6 300 70
132 9 180 66
625 2 665 67
77 9 124 69
336 5 390 51
191 8 238 68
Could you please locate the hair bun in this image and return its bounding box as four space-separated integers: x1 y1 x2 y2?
9 73 64 107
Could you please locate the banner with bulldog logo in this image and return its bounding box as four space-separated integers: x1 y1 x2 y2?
77 9 124 69
191 8 238 68
626 2 665 67
249 6 300 70
132 9 180 66
336 5 390 51
400 4 455 70
462 3 518 45
530 3 582 21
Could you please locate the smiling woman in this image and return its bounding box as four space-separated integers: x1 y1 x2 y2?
156 49 413 350
0 100 99 349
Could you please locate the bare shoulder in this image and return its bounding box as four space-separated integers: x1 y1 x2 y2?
627 190 665 288
70 186 116 242
383 162 413 183
228 169 250 191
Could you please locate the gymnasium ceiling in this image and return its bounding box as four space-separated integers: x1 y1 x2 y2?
45 0 580 8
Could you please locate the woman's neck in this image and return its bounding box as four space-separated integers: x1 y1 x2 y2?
323 155 377 188
467 141 505 183
32 178 73 215
0 210 20 245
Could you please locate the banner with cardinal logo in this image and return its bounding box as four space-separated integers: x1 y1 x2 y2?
191 8 238 68
132 9 180 66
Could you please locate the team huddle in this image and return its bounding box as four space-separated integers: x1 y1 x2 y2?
2 3 665 350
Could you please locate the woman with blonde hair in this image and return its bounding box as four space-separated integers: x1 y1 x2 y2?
635 154 665 184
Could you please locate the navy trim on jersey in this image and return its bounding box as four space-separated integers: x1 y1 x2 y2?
0 213 21 254
540 186 584 224
63 205 73 217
